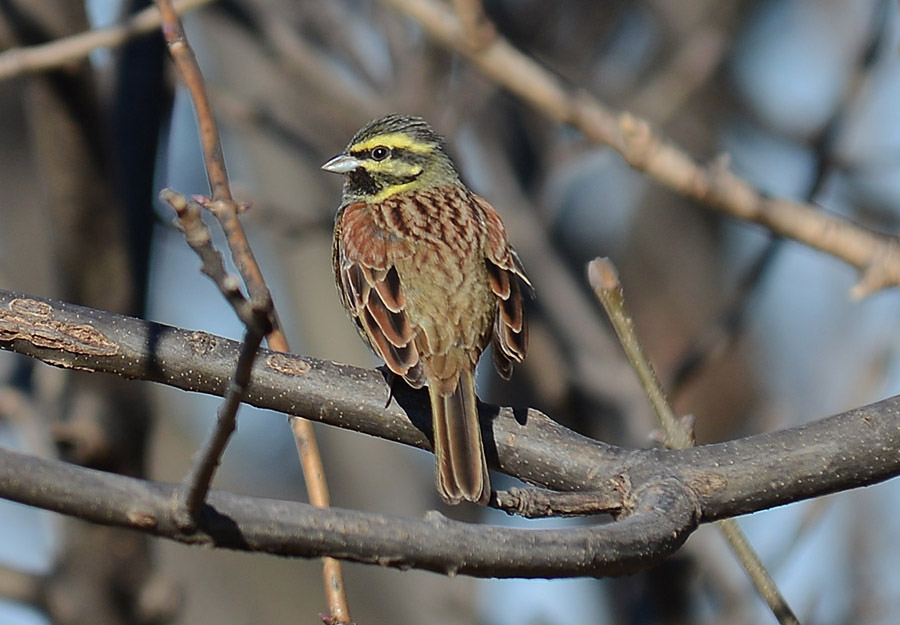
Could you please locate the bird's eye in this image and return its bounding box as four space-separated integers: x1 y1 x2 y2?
370 146 390 161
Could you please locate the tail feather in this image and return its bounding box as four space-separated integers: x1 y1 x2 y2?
430 367 490 504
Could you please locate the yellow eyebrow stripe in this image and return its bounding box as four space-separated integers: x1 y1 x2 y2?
350 132 433 154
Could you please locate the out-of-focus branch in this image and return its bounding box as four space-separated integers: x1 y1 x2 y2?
670 0 894 400
0 0 212 81
629 25 727 122
0 563 42 605
451 0 494 49
381 0 900 297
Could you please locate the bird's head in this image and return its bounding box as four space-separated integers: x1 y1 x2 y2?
322 114 460 203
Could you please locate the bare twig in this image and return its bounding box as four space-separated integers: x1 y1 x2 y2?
716 518 802 625
588 258 801 625
154 2 349 618
382 0 900 297
629 25 727 122
155 0 231 201
158 189 273 527
173 326 266 529
159 190 264 327
588 260 692 449
0 0 212 81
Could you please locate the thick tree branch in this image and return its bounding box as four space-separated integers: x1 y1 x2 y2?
1 289 899 527
0 446 696 578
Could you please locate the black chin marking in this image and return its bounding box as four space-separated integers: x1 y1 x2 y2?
347 168 380 197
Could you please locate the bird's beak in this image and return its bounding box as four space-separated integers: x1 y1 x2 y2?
321 154 361 174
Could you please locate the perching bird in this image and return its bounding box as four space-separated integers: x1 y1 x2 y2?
323 114 530 504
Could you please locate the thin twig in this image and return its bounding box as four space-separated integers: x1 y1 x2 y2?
155 0 231 201
588 260 692 450
588 258 801 625
154 2 349 619
159 189 271 528
159 190 262 326
716 518 802 625
173 326 266 529
382 0 900 297
0 0 212 81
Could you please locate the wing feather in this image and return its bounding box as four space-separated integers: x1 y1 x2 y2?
335 202 422 386
473 195 531 379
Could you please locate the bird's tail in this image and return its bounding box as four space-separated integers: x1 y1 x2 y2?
430 366 490 504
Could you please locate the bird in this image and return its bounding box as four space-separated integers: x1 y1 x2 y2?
323 114 531 505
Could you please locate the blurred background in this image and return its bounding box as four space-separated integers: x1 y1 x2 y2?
2 0 900 623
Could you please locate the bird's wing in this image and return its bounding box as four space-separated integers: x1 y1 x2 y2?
334 201 425 387
474 195 531 380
